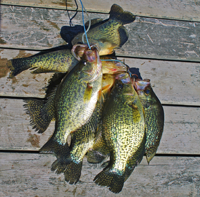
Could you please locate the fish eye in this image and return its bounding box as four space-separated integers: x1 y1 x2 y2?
145 89 150 94
118 83 123 89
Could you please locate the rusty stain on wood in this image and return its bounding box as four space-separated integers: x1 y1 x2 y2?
0 58 10 78
26 133 40 148
14 50 34 59
47 20 60 30
0 37 6 44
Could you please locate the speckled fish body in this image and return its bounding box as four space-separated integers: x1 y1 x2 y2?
40 47 102 154
23 71 116 135
135 79 164 163
54 48 102 145
86 74 115 163
72 4 135 56
8 49 79 77
56 96 103 184
51 74 117 183
94 73 145 193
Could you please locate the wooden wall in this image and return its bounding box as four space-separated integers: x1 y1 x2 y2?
0 0 200 196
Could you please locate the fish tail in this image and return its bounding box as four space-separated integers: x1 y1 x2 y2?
64 161 83 184
87 150 106 164
23 99 53 133
109 4 135 25
146 152 156 164
51 156 71 174
94 167 125 193
40 136 70 155
8 58 30 78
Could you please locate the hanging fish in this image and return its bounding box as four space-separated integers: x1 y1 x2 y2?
8 49 79 78
86 74 115 164
24 59 125 133
94 73 145 193
72 4 135 56
52 95 104 184
40 46 102 162
134 79 164 163
50 74 115 184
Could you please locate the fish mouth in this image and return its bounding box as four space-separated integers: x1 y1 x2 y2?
115 73 131 84
134 79 150 92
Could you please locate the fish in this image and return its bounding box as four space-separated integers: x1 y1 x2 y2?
39 46 102 162
86 74 115 164
134 79 164 163
50 74 115 184
94 73 145 193
23 59 125 133
8 49 79 77
52 95 104 184
72 4 135 56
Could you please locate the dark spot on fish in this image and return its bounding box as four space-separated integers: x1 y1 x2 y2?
0 58 10 78
27 133 40 148
0 37 6 44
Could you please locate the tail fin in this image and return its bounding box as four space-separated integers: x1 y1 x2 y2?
40 136 70 156
8 58 31 78
23 99 54 133
64 161 82 184
87 150 106 164
51 156 71 174
109 4 135 25
94 166 125 193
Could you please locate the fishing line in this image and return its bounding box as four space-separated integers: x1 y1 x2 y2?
66 0 78 26
79 0 91 49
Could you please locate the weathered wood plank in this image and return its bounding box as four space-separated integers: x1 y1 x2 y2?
1 49 200 105
0 153 199 197
1 5 200 61
2 0 200 22
0 98 200 154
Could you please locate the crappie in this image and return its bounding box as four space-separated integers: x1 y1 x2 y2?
8 49 79 77
94 73 145 193
72 4 135 56
87 74 115 164
134 79 164 163
51 96 103 184
40 46 102 155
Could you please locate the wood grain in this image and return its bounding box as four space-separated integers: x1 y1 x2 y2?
1 49 200 105
0 98 200 154
0 6 200 61
2 0 200 22
0 153 199 197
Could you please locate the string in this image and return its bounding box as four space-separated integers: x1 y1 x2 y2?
66 0 78 26
79 0 91 49
81 6 91 45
